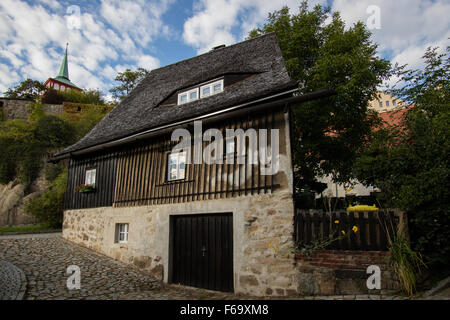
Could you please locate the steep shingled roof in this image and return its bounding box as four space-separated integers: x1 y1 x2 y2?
57 33 296 156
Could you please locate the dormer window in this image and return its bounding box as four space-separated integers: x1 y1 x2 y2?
178 88 199 105
177 79 224 105
200 79 223 98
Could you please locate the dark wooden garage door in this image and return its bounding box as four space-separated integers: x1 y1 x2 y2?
170 213 233 292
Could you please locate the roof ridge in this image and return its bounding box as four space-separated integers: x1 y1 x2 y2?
146 32 277 75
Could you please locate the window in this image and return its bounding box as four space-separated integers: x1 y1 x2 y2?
85 168 96 186
386 101 390 107
54 83 59 90
178 88 199 105
392 100 396 106
379 101 383 108
200 79 223 98
115 223 129 243
61 85 65 91
167 151 187 181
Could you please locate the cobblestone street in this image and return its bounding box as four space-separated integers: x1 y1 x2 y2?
0 233 445 300
0 234 238 300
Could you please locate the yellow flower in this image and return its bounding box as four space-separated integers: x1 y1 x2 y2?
269 242 273 247
352 226 358 233
341 230 346 236
274 247 278 253
334 220 340 224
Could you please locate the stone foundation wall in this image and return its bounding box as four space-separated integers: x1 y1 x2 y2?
62 191 299 296
295 250 400 295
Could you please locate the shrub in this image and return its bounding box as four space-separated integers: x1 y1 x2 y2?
41 89 65 104
34 115 76 148
45 162 64 182
25 170 67 228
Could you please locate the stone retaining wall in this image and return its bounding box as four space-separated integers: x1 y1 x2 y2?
295 250 400 295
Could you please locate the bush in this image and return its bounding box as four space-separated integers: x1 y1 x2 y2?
41 89 65 104
25 170 67 228
61 89 105 105
41 88 106 105
45 163 64 182
34 115 76 148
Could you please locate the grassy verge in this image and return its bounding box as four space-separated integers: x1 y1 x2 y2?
0 223 60 235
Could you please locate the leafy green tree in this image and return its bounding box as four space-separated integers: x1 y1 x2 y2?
248 2 391 198
4 78 46 100
109 67 150 101
354 46 449 267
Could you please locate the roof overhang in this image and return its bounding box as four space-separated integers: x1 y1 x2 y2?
49 88 335 162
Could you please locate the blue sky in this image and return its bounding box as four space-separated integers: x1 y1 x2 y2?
0 0 448 99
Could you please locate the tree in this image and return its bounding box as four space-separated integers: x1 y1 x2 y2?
109 67 150 101
354 46 450 267
4 78 46 100
248 2 391 200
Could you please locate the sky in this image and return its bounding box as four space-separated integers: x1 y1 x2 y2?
0 0 448 99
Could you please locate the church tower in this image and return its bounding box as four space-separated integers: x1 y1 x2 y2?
44 43 82 92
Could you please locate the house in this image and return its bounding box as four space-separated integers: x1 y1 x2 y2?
43 43 82 93
52 33 335 296
368 91 405 113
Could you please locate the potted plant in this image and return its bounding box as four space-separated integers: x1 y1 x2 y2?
74 184 95 193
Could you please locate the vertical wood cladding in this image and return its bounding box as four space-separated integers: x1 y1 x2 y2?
65 109 286 210
64 151 117 209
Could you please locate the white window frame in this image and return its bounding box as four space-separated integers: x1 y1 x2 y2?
200 79 224 98
167 151 187 181
85 168 96 186
54 83 59 90
116 223 129 243
177 88 199 105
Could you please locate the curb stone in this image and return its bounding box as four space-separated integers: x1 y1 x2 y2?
0 259 27 300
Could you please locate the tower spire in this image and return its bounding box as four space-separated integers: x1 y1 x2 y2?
57 42 70 80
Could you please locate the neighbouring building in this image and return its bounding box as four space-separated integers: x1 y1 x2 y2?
43 43 82 93
368 91 405 113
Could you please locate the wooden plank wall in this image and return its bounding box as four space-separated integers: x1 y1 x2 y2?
64 109 283 210
113 110 279 207
64 151 117 210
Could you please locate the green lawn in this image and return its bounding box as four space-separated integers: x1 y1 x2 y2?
0 224 60 235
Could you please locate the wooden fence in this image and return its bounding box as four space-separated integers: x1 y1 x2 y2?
294 209 399 251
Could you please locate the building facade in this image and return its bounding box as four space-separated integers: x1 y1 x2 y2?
54 34 338 296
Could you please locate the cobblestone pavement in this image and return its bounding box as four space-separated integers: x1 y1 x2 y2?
0 234 444 300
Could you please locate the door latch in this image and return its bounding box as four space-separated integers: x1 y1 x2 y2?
201 245 207 257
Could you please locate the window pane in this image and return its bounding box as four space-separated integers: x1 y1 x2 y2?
202 87 210 96
189 91 197 100
379 101 383 107
386 101 389 106
180 94 187 103
392 100 396 106
213 83 222 92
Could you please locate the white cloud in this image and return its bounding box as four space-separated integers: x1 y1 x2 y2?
332 0 450 82
183 0 326 53
0 0 170 95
